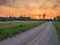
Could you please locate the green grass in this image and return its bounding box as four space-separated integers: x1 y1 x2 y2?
0 21 44 41
53 21 60 40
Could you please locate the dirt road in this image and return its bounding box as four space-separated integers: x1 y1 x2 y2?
0 22 59 45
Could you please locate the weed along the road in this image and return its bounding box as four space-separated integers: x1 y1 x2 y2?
0 21 44 41
54 21 60 40
20 24 23 27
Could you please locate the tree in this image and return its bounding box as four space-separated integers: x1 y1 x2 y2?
53 17 57 21
56 16 60 21
43 14 46 19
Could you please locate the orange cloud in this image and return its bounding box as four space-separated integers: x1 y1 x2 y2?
0 5 60 19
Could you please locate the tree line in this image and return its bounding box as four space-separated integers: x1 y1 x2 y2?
0 14 47 21
53 16 60 22
0 14 60 21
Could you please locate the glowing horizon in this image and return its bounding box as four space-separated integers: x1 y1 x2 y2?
0 0 60 19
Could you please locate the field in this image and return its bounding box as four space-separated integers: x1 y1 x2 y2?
54 21 60 40
0 21 44 41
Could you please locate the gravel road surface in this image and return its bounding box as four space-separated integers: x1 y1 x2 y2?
0 22 59 45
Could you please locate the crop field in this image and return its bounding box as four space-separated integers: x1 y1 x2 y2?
0 21 43 41
54 21 60 40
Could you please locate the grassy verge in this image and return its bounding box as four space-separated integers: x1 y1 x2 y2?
0 21 44 41
53 21 60 40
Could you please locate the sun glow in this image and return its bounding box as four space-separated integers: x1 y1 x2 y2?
0 0 60 19
36 16 40 19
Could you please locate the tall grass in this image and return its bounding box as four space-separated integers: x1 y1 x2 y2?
0 21 44 41
54 21 60 40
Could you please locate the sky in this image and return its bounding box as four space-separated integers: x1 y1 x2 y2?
0 0 60 19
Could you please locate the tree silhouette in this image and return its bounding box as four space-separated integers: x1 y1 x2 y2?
43 14 46 19
53 17 56 21
56 16 60 21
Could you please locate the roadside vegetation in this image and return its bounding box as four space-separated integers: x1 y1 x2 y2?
0 21 44 41
54 21 60 40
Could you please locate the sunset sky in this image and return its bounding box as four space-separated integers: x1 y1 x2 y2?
0 0 60 19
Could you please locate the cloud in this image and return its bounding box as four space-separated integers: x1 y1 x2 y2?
0 0 60 9
0 0 7 5
52 5 58 9
57 0 60 3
